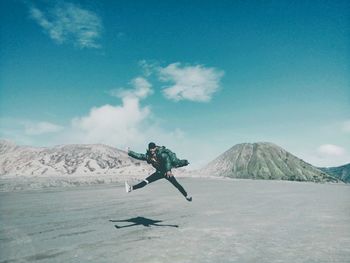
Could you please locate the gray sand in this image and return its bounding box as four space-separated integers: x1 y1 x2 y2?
1 178 349 263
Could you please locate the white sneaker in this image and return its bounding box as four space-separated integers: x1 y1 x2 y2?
125 181 132 193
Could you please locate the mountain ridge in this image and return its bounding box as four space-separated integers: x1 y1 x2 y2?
319 163 350 183
0 140 155 177
0 140 344 184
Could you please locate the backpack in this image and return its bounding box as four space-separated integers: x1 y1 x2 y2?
159 146 178 165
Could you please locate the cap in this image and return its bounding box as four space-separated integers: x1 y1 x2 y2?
148 142 157 149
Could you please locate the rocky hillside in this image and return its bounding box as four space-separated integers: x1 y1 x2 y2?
199 142 338 183
319 163 350 183
0 140 154 177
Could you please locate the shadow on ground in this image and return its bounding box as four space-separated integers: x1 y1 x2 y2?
109 216 179 229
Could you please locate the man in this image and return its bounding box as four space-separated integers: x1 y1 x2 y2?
125 142 192 202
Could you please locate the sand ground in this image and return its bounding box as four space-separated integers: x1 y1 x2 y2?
1 178 349 263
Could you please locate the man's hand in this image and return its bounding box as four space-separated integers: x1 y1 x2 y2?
166 171 173 178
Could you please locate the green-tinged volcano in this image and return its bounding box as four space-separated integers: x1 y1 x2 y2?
201 142 338 183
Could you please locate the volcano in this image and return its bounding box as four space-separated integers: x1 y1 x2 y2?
200 142 337 183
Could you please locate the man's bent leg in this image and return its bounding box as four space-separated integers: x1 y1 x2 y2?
166 176 188 197
132 171 163 190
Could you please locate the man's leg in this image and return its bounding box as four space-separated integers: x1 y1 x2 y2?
132 171 163 190
166 176 188 197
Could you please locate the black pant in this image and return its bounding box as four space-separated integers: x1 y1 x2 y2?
133 171 188 197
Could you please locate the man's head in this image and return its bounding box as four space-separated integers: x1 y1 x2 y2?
148 142 157 155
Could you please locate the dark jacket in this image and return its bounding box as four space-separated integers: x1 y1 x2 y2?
128 146 188 172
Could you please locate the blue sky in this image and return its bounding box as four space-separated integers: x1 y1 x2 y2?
0 0 349 168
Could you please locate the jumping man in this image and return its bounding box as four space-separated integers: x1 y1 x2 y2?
125 142 192 202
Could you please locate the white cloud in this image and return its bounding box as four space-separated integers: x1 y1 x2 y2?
29 2 102 48
158 63 224 102
72 77 153 147
24 121 63 135
109 77 153 100
71 98 151 147
138 60 159 77
317 144 346 157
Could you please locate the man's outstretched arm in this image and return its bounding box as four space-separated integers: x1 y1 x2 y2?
127 148 147 161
